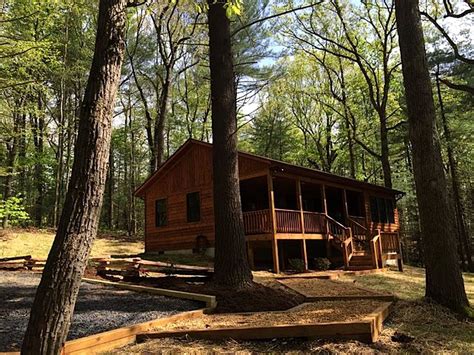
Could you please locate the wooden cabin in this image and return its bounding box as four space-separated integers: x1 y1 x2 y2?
135 139 404 273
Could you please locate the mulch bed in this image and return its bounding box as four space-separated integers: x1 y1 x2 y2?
149 300 386 332
279 278 389 297
0 271 201 352
131 276 305 314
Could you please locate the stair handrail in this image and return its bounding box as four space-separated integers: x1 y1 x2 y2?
369 229 383 269
342 235 354 267
347 216 367 232
346 216 368 242
324 214 351 242
324 214 354 269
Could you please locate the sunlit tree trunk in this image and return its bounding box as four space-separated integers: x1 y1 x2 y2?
395 0 469 313
21 1 128 353
208 0 253 288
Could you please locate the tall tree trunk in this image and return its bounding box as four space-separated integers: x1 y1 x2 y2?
106 147 114 230
18 112 27 195
53 92 65 228
394 0 469 313
2 110 19 228
129 97 137 235
21 1 128 353
32 94 45 227
379 116 392 189
436 74 473 271
338 58 356 178
153 76 170 170
208 0 253 289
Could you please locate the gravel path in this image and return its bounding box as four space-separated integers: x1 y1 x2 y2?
0 271 201 351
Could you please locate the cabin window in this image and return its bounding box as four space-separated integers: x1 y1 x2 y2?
346 190 363 216
370 197 395 224
155 199 167 227
187 192 201 222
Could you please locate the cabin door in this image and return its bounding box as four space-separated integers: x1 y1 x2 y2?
325 187 345 223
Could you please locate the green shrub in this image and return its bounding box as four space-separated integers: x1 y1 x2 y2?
313 257 331 271
0 195 30 227
288 258 306 272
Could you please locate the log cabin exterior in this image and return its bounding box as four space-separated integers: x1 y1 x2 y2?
135 139 404 273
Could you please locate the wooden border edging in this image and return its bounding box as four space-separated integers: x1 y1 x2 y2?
62 308 213 354
305 294 394 301
137 321 374 343
136 301 393 344
364 301 392 342
82 278 217 308
0 309 213 355
275 268 388 280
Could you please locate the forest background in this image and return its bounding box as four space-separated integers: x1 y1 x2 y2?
1 0 472 269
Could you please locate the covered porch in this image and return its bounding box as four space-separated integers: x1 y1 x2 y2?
239 173 402 273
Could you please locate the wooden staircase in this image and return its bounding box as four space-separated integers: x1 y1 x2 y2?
347 251 373 270
326 215 382 270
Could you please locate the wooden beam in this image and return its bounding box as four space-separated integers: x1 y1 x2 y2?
321 184 332 259
137 321 374 343
297 179 308 270
62 308 211 354
397 232 404 272
267 172 280 273
363 191 371 236
296 179 305 234
342 189 349 222
321 184 328 215
274 233 324 240
82 278 216 308
301 240 308 271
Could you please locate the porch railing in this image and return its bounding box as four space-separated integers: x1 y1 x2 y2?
347 216 368 242
275 209 302 233
242 209 272 234
303 211 325 233
381 232 400 253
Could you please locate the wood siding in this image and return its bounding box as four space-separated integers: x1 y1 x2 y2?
144 144 269 252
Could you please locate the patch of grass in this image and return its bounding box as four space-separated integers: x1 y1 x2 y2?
338 265 474 303
0 228 144 259
336 266 474 353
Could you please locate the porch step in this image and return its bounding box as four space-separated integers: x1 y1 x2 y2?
349 255 373 268
352 251 370 256
346 265 374 271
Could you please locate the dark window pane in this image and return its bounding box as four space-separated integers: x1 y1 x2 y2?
370 197 378 222
387 199 395 223
378 197 387 223
346 190 363 216
187 192 200 222
155 199 167 227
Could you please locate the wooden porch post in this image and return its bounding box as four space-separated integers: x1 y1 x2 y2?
342 189 349 223
297 179 307 270
267 172 279 273
322 184 331 258
363 191 371 237
322 184 328 215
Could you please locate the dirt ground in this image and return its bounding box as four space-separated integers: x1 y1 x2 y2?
278 278 386 297
133 276 304 313
115 267 474 354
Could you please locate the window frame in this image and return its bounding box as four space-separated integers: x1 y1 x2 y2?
155 198 167 227
186 191 201 223
369 196 395 224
